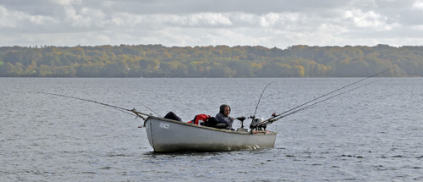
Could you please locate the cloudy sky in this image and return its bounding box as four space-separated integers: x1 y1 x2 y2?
1 0 423 48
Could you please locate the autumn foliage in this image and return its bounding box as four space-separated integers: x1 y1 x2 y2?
0 44 420 77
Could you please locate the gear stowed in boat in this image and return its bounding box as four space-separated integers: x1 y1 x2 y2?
141 112 277 152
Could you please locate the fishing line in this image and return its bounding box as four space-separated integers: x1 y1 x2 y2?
260 81 376 125
272 69 390 118
138 101 161 117
38 92 149 120
252 68 391 127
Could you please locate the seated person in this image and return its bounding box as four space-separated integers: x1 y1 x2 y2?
215 104 234 130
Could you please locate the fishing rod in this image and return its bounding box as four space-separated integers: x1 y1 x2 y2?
273 68 389 118
259 81 376 126
251 68 391 128
239 82 272 130
38 92 150 120
251 82 273 119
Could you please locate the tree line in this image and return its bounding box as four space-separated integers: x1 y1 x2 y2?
0 44 421 77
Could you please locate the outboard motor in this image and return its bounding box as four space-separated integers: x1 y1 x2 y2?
252 117 264 126
250 117 267 131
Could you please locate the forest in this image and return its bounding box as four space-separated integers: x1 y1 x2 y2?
0 44 422 77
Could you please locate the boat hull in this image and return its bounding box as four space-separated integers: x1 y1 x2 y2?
143 116 277 152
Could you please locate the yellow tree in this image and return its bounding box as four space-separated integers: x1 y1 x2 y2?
292 65 305 77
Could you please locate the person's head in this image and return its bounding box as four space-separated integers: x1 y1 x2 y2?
219 104 231 117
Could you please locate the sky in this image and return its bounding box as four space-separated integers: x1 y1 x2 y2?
1 0 423 49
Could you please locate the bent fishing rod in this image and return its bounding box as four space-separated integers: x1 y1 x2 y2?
234 82 272 129
252 68 391 128
251 82 273 119
38 92 150 120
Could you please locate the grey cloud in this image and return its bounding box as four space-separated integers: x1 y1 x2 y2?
67 0 353 15
1 0 64 16
374 0 416 9
0 0 423 48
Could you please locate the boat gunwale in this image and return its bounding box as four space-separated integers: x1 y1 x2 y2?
143 116 277 135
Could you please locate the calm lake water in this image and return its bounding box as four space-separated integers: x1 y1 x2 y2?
1 77 422 181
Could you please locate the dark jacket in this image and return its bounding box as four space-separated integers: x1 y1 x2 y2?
215 113 234 130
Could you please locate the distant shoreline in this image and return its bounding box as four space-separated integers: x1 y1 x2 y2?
0 44 420 77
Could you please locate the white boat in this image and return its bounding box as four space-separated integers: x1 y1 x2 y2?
143 116 277 152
